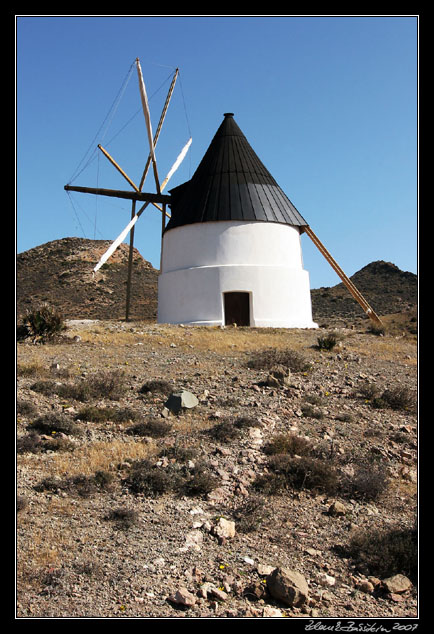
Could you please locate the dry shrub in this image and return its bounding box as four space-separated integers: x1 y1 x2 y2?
124 459 176 497
208 415 258 443
139 379 173 396
126 418 172 438
35 470 115 498
340 457 389 501
263 433 313 457
346 523 417 582
254 454 339 496
104 507 139 530
247 348 311 373
124 458 217 498
232 494 270 533
29 412 81 437
372 386 417 412
20 303 66 342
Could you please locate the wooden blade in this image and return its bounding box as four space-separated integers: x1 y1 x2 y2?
136 58 160 193
93 212 141 273
160 137 192 191
139 68 179 191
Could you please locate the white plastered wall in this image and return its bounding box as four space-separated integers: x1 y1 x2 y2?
158 220 318 328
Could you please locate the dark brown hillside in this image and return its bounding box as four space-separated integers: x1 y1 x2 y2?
311 261 417 324
16 237 158 321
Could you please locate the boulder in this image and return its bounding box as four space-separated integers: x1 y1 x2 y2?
382 574 412 594
165 390 199 413
267 567 309 607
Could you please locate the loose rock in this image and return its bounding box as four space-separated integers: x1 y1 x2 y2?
165 390 199 413
267 567 309 607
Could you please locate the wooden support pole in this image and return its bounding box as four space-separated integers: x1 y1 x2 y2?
125 200 136 322
303 225 384 327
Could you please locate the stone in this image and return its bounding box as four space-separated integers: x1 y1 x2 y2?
358 580 375 594
168 587 196 607
243 581 268 601
267 567 309 607
382 574 412 594
328 501 347 516
262 606 283 617
165 391 199 413
211 517 236 541
318 573 336 587
265 365 292 388
257 564 275 577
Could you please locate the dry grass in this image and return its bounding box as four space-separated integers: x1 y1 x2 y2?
45 439 158 478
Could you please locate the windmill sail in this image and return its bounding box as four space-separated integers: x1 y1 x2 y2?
93 213 141 273
93 137 192 273
136 58 160 191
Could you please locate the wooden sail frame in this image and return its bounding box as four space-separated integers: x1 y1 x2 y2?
64 59 191 321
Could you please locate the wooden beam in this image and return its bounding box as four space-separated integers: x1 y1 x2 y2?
97 144 140 193
304 225 384 327
64 184 171 204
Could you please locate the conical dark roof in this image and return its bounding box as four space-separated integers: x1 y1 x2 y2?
165 113 308 232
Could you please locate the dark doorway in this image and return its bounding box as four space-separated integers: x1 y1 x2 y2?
224 292 250 326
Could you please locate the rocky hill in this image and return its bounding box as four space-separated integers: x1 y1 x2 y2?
16 238 417 327
310 261 417 325
16 238 158 322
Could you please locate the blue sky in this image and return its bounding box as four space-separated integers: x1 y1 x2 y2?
16 15 418 289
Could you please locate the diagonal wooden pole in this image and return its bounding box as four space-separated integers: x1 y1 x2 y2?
303 225 384 327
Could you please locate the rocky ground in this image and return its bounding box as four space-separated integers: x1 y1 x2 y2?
16 319 418 620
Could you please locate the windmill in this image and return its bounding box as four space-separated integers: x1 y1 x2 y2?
157 112 384 328
65 61 383 328
64 58 192 320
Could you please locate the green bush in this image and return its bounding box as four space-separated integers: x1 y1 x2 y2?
20 303 66 341
316 333 339 351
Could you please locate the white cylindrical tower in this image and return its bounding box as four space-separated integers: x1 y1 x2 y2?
158 113 317 328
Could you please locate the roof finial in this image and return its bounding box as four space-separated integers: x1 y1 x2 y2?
223 112 234 118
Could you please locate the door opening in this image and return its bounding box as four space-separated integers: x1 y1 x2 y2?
223 292 250 326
